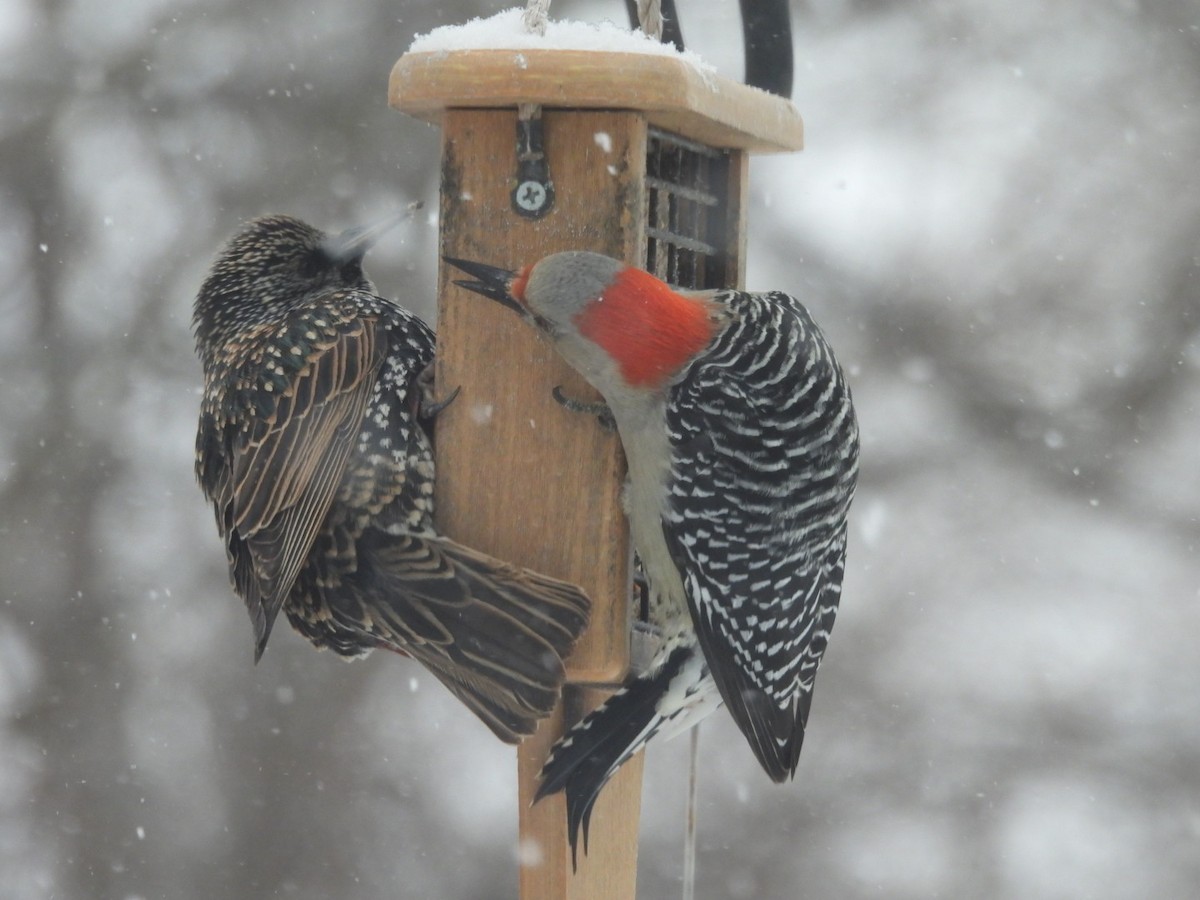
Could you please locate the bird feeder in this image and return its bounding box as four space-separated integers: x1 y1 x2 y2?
389 28 803 900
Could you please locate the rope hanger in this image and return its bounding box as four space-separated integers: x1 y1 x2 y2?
523 0 663 41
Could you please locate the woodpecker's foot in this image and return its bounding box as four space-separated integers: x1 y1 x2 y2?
417 363 461 419
631 569 650 622
552 386 616 431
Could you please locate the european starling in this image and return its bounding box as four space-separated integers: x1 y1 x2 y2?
193 214 590 742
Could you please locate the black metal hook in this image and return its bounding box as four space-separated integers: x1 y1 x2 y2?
511 106 555 219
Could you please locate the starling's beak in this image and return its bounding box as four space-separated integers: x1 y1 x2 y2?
444 257 524 314
323 201 424 264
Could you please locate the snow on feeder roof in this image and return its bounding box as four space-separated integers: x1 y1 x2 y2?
408 7 714 76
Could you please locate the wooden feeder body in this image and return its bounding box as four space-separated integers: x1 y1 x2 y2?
390 47 803 900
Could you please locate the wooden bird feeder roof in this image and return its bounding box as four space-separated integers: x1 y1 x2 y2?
390 49 804 153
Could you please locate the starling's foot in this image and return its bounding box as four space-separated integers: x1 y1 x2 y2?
418 363 461 419
422 385 461 419
552 386 616 431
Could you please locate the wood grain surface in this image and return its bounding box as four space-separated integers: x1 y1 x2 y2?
435 107 645 900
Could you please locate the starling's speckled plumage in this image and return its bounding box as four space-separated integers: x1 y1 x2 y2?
194 215 590 742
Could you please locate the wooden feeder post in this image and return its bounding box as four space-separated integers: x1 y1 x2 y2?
389 47 803 900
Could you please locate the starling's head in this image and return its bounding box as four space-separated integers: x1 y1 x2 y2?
193 213 399 358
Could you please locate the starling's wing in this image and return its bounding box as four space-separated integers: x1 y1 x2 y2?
231 316 385 654
662 291 859 781
197 413 270 637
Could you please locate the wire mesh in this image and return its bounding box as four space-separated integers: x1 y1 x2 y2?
644 128 731 290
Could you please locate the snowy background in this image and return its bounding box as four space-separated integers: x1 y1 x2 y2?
2 0 1198 897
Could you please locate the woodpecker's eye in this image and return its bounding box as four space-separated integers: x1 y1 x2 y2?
298 250 325 279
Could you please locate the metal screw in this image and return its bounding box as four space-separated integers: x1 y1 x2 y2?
515 181 548 212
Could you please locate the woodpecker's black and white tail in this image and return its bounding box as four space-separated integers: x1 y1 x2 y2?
536 646 721 866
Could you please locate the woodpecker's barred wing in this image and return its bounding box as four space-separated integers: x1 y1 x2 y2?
662 290 859 781
219 312 386 656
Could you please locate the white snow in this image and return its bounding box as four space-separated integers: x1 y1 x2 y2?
408 7 715 76
515 837 545 867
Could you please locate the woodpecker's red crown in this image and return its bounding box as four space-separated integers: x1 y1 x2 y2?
518 252 726 390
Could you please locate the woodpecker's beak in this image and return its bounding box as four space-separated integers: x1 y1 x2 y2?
444 257 524 314
323 201 424 264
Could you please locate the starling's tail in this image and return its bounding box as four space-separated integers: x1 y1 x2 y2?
535 646 722 868
359 533 591 743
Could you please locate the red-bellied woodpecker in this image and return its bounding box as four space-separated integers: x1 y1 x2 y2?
193 215 591 743
448 251 860 857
